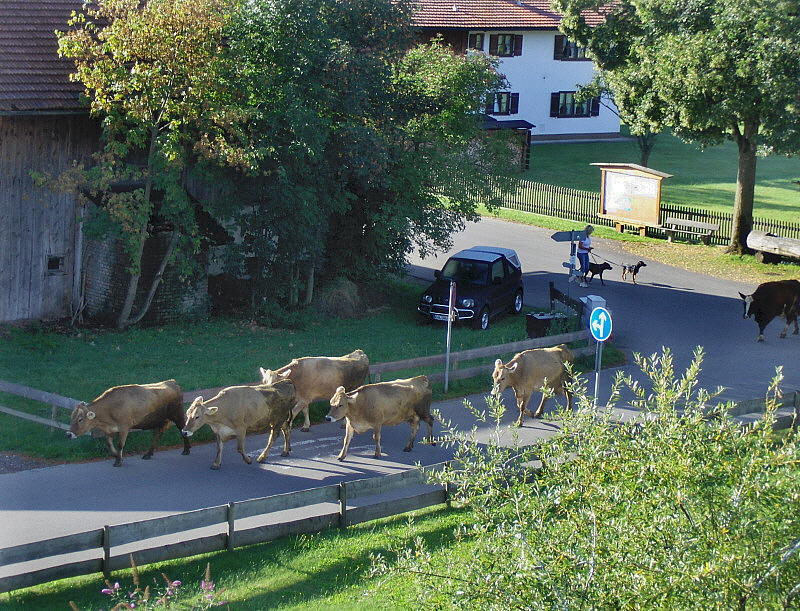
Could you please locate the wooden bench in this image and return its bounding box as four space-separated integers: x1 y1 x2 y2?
662 217 719 245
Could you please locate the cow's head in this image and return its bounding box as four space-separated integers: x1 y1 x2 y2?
739 292 754 319
66 402 94 439
491 359 518 397
326 386 353 422
182 396 218 437
259 367 291 385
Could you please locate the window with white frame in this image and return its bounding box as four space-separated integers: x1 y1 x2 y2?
488 33 523 57
467 32 485 51
487 92 520 115
549 91 600 118
553 35 589 60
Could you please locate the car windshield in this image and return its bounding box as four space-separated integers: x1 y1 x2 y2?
441 258 489 286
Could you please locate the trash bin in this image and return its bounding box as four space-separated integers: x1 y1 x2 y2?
526 312 568 338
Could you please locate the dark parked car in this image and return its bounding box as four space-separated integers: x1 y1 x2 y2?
417 246 524 330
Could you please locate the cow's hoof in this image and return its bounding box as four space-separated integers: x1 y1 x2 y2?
142 454 153 460
181 449 190 455
337 456 346 462
113 460 122 467
757 336 765 342
256 457 267 464
403 447 412 452
210 464 220 470
244 457 252 465
281 451 290 457
301 427 310 432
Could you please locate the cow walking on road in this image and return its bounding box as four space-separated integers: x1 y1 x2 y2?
260 349 369 432
739 279 800 342
491 344 574 426
182 380 295 470
326 376 435 461
66 380 190 467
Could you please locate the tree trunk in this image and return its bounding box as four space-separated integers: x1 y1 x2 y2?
637 132 656 168
125 230 181 327
304 262 315 306
727 121 759 255
116 126 158 330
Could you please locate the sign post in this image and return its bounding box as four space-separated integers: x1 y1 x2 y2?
588 306 613 407
551 230 587 286
444 281 456 392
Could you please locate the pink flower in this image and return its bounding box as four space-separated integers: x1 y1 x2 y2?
201 580 215 591
101 588 113 595
171 580 182 587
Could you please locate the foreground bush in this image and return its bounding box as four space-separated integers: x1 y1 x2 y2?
376 348 800 609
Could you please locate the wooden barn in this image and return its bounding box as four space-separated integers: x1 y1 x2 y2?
0 0 100 323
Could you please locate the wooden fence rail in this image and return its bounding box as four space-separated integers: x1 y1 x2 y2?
0 462 451 594
482 176 800 245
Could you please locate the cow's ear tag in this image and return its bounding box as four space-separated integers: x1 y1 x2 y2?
87 411 96 420
206 406 218 415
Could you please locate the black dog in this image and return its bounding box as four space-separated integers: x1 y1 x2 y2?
621 261 647 284
586 261 613 285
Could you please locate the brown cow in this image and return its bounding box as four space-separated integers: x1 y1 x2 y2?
66 380 190 467
259 349 369 432
326 376 434 461
491 344 574 426
739 279 800 342
182 380 295 470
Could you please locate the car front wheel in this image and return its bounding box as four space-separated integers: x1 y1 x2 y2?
512 290 523 314
473 307 490 331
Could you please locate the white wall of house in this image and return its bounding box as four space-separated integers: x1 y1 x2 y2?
476 30 620 137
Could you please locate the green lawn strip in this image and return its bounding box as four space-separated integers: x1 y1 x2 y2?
525 130 800 222
1 505 470 610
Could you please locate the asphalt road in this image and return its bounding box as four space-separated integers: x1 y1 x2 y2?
2 216 798 575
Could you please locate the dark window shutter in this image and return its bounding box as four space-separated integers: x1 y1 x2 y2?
510 93 520 114
488 34 498 56
590 96 600 116
550 92 560 117
486 94 496 114
513 35 523 56
554 35 565 60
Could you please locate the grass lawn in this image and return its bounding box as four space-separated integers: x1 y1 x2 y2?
525 131 800 222
0 505 469 610
0 279 622 461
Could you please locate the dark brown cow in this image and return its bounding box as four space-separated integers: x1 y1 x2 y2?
67 380 190 467
739 280 800 342
259 349 369 432
326 376 434 461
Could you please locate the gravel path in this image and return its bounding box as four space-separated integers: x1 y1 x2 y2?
0 453 57 474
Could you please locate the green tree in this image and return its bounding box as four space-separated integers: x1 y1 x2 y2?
201 0 515 310
576 73 661 167
56 0 233 328
554 0 800 253
375 349 800 608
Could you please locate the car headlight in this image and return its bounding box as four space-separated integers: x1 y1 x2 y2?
460 298 475 308
422 294 433 304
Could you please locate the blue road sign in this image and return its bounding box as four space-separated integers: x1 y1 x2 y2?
589 307 613 342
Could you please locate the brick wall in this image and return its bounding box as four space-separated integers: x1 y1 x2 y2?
83 232 208 326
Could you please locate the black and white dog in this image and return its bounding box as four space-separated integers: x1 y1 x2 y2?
621 261 647 284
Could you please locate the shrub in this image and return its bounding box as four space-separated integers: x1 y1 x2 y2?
374 348 800 609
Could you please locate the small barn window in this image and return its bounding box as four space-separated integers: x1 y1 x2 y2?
46 255 66 275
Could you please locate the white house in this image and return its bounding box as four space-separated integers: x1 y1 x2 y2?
413 0 621 142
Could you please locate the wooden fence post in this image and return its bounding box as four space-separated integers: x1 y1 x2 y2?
444 461 451 509
227 502 235 552
50 404 58 435
102 525 111 578
339 482 348 529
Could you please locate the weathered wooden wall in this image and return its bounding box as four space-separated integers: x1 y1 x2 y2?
0 114 100 322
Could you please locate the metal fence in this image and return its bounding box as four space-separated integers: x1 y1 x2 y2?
486 176 800 246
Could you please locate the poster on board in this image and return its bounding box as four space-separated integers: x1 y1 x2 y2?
592 163 672 228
